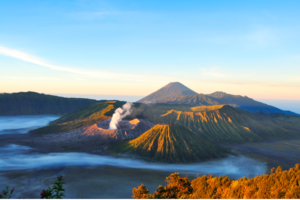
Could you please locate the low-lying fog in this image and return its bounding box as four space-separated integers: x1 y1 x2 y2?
0 115 60 134
0 144 267 178
0 115 268 198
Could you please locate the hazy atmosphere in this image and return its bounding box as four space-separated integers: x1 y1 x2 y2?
1 0 300 101
1 1 300 199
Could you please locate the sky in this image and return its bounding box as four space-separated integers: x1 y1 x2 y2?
1 0 300 104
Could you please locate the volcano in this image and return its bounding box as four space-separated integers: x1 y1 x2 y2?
56 118 155 144
137 82 197 103
108 124 229 163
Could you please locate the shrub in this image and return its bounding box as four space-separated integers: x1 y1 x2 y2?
133 164 300 199
0 187 14 199
41 176 65 199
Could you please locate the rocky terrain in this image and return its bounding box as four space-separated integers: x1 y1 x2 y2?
62 118 155 143
1 118 155 154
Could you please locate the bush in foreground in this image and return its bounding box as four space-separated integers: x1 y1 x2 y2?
133 164 300 199
0 187 14 199
40 176 65 199
0 176 65 199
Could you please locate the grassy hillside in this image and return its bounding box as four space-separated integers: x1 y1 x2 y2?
266 113 300 124
30 101 125 134
0 92 97 116
152 105 300 143
108 124 230 163
155 94 219 106
128 103 193 120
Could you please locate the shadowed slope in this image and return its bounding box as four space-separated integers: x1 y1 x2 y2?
266 113 300 124
153 105 300 143
162 92 297 115
137 82 197 103
207 92 296 115
0 92 97 116
158 94 219 106
108 124 230 163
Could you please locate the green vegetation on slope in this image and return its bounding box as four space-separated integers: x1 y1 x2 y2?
0 92 97 116
108 124 230 163
133 164 300 199
30 101 125 134
152 105 300 143
266 113 300 124
128 103 194 120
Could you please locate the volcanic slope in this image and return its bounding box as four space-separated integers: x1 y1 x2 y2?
137 82 197 103
48 118 155 145
30 100 125 134
108 124 230 163
152 105 300 143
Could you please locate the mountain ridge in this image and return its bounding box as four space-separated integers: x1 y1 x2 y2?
137 82 297 115
0 91 97 116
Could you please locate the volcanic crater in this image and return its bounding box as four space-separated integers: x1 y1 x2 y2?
75 118 155 143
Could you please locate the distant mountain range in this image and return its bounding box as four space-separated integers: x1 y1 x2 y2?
0 92 97 116
2 83 297 116
137 82 297 115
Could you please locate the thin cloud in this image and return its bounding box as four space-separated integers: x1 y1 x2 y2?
246 26 277 46
200 80 300 88
8 76 62 81
70 11 122 20
69 11 148 20
0 46 171 82
200 67 227 78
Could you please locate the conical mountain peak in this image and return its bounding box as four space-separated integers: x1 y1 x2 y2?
137 82 197 103
163 82 189 89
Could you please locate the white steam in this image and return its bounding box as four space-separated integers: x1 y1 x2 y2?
109 102 133 129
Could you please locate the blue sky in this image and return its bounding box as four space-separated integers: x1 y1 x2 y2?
1 0 300 103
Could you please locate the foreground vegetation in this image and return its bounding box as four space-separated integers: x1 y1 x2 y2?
133 164 300 199
2 164 300 198
1 176 65 199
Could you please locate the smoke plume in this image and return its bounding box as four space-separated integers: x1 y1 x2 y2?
109 102 133 129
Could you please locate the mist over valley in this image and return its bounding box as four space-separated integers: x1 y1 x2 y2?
0 82 300 198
